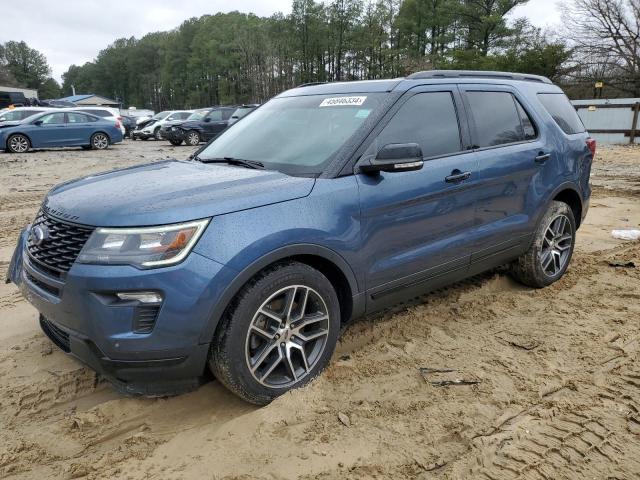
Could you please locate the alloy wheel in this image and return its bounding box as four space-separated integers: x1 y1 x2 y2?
93 134 109 149
540 214 573 277
186 132 199 145
9 135 29 153
245 285 330 389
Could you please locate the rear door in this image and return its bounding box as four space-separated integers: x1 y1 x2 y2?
356 85 480 308
33 112 68 146
460 85 550 270
65 112 94 144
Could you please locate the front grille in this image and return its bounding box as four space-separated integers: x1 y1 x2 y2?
25 271 60 297
40 316 71 353
27 211 94 274
133 306 160 334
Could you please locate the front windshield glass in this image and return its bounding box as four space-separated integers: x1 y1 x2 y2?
187 109 210 121
153 111 170 120
200 93 385 176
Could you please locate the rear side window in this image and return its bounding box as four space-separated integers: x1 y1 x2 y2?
67 113 90 123
376 92 462 158
79 109 110 118
467 91 530 147
537 93 585 134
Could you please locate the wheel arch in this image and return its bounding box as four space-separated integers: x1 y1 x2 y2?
199 244 362 344
552 187 583 228
5 131 32 150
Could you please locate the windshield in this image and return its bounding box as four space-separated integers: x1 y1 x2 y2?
153 111 170 120
186 109 210 121
200 93 385 176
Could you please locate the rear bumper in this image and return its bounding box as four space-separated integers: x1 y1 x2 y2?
8 226 238 395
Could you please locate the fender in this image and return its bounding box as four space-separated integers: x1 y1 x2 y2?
198 243 362 344
533 180 584 229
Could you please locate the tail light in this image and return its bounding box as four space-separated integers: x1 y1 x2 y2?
586 138 596 157
115 120 121 129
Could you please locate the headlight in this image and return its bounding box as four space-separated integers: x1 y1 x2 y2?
77 219 209 268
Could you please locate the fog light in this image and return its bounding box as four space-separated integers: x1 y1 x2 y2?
116 291 163 304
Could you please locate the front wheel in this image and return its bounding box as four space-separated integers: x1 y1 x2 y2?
154 127 162 140
169 139 183 146
185 130 200 146
6 134 30 153
511 201 576 288
209 262 340 405
91 132 110 150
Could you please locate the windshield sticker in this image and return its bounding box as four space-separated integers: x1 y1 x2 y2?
319 96 367 107
355 109 371 119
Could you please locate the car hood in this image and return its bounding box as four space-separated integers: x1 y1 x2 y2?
43 160 316 227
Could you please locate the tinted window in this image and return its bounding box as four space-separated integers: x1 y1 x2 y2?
39 113 66 124
67 113 90 123
221 109 235 120
467 92 525 147
206 110 223 121
376 92 462 158
537 93 585 134
515 100 536 140
78 109 110 118
177 112 191 119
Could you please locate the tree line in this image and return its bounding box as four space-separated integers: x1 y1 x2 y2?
2 0 640 110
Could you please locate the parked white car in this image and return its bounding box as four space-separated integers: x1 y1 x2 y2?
132 110 193 140
0 107 54 123
70 107 126 136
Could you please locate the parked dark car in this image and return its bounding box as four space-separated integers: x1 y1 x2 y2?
0 91 28 109
121 115 136 138
1 111 123 153
227 104 260 126
161 107 236 146
7 71 593 405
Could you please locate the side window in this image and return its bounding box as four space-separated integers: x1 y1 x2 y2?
537 93 585 135
221 109 234 120
40 113 66 125
67 113 88 123
514 100 537 140
467 91 525 147
375 92 462 158
179 112 191 119
207 110 223 121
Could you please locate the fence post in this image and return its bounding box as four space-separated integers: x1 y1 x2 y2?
630 102 640 144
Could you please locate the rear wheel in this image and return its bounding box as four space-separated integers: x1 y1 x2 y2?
91 132 110 150
6 134 30 153
185 130 200 146
511 201 576 288
169 139 183 146
209 262 340 405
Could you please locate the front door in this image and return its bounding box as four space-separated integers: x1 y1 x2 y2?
202 110 226 140
356 86 480 310
32 112 67 147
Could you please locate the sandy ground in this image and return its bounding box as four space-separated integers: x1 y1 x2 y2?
0 140 639 479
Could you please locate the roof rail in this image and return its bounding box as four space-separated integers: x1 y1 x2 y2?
297 81 328 88
406 70 553 84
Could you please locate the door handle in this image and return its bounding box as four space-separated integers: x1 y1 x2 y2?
445 170 471 183
535 152 551 163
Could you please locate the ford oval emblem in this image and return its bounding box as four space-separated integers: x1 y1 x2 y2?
30 226 49 246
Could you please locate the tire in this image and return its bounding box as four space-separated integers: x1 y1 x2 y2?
511 201 576 288
209 262 340 405
169 139 183 146
185 130 200 146
6 134 30 153
90 132 110 150
154 127 162 140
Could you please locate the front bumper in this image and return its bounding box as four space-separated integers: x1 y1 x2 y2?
8 226 236 395
131 130 153 140
160 128 185 142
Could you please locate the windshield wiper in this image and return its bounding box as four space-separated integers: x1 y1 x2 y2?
197 157 265 169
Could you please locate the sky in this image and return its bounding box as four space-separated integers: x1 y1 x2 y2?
0 0 562 83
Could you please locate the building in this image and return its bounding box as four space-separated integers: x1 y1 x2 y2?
0 85 38 99
58 94 120 107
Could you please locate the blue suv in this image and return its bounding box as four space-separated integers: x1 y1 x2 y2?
7 71 594 404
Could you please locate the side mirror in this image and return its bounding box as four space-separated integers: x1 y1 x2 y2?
203 117 211 123
360 143 424 174
33 120 43 126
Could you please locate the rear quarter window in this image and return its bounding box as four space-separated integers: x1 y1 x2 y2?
79 109 111 118
537 93 585 135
